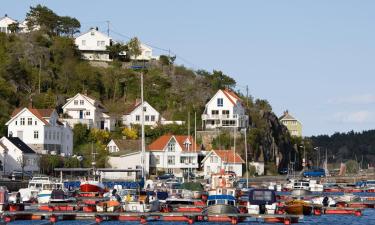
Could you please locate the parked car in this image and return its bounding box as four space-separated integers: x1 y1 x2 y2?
8 171 33 180
157 173 175 180
278 168 289 175
303 168 325 178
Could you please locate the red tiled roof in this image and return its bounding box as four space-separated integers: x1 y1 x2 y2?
124 102 141 115
11 107 54 125
148 134 199 152
213 150 245 164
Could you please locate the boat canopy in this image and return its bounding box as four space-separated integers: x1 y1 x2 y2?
248 189 276 205
207 195 236 201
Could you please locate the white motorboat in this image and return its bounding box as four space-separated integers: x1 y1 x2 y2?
17 176 63 203
247 189 277 215
284 179 323 192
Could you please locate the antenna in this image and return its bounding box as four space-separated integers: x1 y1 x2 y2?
106 20 110 36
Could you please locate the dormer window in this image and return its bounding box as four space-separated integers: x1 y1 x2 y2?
168 139 176 152
20 118 25 125
80 100 84 105
217 98 223 107
28 118 32 125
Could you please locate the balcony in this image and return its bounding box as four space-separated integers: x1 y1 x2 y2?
63 118 94 128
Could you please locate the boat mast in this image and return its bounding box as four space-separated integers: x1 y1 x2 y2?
187 111 190 183
91 142 97 177
194 111 197 182
244 128 248 188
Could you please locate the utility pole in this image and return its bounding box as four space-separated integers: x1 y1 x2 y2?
106 20 110 36
244 128 249 188
246 85 249 107
140 71 145 178
187 111 190 182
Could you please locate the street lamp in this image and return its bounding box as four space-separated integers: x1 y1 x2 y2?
299 145 305 168
314 147 320 168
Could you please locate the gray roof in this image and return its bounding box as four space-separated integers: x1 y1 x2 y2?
6 137 36 154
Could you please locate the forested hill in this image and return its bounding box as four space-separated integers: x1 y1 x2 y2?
309 130 375 166
0 5 298 173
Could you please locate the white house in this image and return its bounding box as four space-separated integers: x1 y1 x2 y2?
75 28 112 61
0 14 17 33
202 150 244 177
5 107 73 156
249 161 265 176
130 43 157 61
202 89 248 130
62 93 115 131
148 135 199 177
104 139 149 180
123 101 184 127
106 139 141 153
0 136 39 174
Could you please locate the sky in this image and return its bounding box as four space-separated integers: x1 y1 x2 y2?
2 0 375 136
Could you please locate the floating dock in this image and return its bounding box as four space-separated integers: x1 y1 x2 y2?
2 211 303 225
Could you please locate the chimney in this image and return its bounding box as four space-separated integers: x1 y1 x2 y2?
284 110 289 116
95 27 98 31
5 14 8 17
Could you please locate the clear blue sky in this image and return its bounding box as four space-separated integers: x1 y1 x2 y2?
2 0 375 136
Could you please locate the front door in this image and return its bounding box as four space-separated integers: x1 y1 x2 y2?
79 110 83 119
100 121 105 129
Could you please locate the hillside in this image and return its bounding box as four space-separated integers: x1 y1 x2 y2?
309 130 375 167
0 5 298 173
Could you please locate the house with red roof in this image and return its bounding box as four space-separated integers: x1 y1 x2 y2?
201 89 248 129
201 150 244 177
148 134 199 177
5 107 73 156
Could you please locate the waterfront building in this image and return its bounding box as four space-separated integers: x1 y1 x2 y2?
62 93 115 131
5 107 73 155
279 110 302 137
201 150 244 177
202 89 248 130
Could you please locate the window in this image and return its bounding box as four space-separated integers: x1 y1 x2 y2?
97 41 105 46
45 132 47 139
211 156 218 163
80 100 84 105
151 115 155 121
222 110 230 118
74 100 78 105
57 132 60 140
143 107 147 112
217 98 223 107
212 110 219 115
15 121 17 125
155 155 160 164
34 131 39 139
90 31 94 36
48 131 51 140
168 156 175 165
82 40 86 46
136 115 140 121
86 111 90 116
35 121 37 125
167 140 176 152
145 115 149 121
127 168 132 176
20 118 25 125
28 118 32 125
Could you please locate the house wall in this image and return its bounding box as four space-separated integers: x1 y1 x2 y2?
7 109 73 155
281 119 302 137
0 137 39 173
106 140 119 153
203 153 243 177
104 152 150 180
249 161 265 175
149 138 199 177
123 102 161 127
75 29 111 62
0 17 17 33
130 43 153 61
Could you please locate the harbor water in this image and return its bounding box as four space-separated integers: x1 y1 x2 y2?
6 209 375 225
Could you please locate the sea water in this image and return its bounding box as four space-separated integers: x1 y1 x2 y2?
6 209 375 225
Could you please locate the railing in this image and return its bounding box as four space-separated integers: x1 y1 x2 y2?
63 118 94 128
202 114 248 120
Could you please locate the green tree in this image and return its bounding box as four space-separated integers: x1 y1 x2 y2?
107 43 128 61
8 22 20 33
26 4 59 34
346 160 359 174
127 37 142 60
73 124 89 147
57 16 81 37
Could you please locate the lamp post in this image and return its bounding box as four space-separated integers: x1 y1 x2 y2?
314 147 319 168
299 145 305 169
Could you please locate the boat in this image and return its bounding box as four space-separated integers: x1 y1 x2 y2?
284 178 323 192
122 189 160 212
49 189 75 203
204 195 239 214
80 180 105 193
310 196 336 207
284 200 312 215
97 200 121 212
247 189 277 215
290 189 312 197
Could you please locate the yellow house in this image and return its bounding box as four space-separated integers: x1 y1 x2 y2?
279 110 302 137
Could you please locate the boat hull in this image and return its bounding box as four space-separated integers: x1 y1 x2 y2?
285 204 312 215
80 181 104 193
205 204 239 214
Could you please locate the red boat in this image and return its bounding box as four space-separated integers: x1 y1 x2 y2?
80 180 105 193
